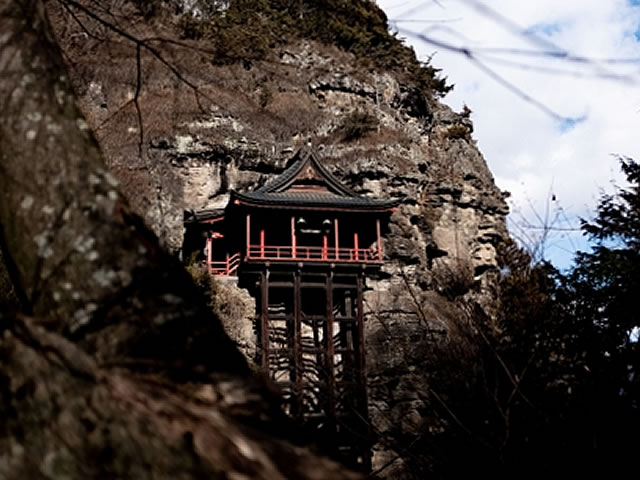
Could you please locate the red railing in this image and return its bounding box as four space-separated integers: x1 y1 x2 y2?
246 245 382 263
208 252 241 276
207 245 381 276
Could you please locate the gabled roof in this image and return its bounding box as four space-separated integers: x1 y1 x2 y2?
231 148 399 212
184 208 225 224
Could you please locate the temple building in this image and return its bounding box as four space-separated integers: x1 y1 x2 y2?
183 148 398 470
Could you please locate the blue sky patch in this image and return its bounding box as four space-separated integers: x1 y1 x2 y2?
557 115 587 134
632 1 640 41
524 22 563 37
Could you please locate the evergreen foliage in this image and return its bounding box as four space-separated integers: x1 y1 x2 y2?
562 156 640 458
170 0 451 98
404 158 640 479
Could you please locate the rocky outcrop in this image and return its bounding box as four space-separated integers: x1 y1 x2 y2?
50 5 509 476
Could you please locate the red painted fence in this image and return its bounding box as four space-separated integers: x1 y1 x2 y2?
208 252 241 276
207 245 382 276
247 245 381 263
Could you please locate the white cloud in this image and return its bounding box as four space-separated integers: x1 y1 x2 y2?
378 0 640 268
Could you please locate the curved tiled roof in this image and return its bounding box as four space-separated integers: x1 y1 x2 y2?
184 208 225 223
231 148 399 211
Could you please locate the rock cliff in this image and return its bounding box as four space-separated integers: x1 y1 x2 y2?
49 1 509 476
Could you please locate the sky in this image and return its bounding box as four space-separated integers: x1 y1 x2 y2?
377 0 640 269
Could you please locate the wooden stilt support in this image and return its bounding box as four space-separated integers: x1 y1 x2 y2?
356 273 371 471
293 269 303 420
260 269 270 371
326 270 336 420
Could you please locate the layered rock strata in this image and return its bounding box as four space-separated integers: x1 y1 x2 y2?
52 9 509 475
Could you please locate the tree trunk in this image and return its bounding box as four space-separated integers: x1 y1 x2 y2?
0 1 360 478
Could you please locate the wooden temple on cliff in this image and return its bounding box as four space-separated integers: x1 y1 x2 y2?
183 148 398 470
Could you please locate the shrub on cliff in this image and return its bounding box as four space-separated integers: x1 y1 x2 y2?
167 0 451 98
340 110 378 141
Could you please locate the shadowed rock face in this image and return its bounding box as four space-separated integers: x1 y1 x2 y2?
0 2 367 478
46 2 509 476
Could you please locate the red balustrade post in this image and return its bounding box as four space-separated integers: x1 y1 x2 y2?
291 215 297 259
260 229 265 258
334 218 339 260
206 235 212 274
354 232 359 261
323 234 328 260
246 214 251 259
